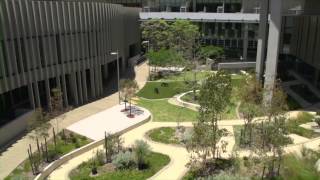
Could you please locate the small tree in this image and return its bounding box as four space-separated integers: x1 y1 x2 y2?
104 132 115 163
134 140 151 170
238 74 263 147
187 71 232 167
120 79 139 118
120 79 129 111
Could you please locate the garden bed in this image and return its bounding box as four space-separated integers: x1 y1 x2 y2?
5 130 91 180
69 140 170 180
287 112 319 138
146 127 193 145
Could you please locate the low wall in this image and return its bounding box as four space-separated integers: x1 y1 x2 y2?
218 62 256 70
0 111 34 148
34 113 151 180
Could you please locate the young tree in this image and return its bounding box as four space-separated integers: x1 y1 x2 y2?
238 74 263 147
187 71 232 166
168 20 200 100
251 83 290 179
120 79 129 111
134 140 151 170
119 79 139 118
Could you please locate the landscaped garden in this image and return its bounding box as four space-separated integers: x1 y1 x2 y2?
69 139 170 180
147 127 193 145
5 130 90 180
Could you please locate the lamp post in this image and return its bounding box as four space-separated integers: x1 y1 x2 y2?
110 50 121 104
142 40 150 80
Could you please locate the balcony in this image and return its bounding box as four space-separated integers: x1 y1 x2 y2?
139 12 261 23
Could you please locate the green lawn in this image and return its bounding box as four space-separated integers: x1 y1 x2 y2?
156 71 213 82
180 91 238 120
137 99 197 122
69 152 170 180
147 127 180 144
137 81 190 99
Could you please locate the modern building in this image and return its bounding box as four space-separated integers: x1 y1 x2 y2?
0 0 141 145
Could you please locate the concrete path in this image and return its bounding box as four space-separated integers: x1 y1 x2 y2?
0 62 149 179
48 116 320 180
67 105 150 140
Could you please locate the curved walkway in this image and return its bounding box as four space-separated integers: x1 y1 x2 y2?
48 113 320 180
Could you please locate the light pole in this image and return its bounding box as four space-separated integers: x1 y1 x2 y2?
110 50 121 104
142 40 150 80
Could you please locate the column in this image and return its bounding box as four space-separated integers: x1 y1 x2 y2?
28 84 35 109
90 68 96 99
33 82 41 108
71 73 79 106
256 0 269 80
61 75 69 107
82 70 88 102
45 79 51 109
77 72 83 105
243 24 249 60
263 0 282 103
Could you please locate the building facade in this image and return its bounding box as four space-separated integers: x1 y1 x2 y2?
0 0 141 127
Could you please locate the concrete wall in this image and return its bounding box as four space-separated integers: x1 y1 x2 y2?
0 0 141 107
0 111 33 147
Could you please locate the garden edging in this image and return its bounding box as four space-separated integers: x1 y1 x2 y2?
34 108 151 180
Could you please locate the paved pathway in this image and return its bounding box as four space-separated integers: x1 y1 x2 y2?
0 62 149 179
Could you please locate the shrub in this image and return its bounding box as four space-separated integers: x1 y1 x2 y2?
112 151 136 169
204 171 250 180
95 149 105 166
314 116 320 127
134 140 151 169
182 128 193 144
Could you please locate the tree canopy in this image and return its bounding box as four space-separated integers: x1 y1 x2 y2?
141 19 171 50
198 45 224 61
146 49 185 67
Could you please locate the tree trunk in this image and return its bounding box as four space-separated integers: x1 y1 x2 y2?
36 138 41 157
28 148 35 175
44 137 49 162
261 165 266 180
104 132 110 163
53 127 57 151
124 97 127 110
129 99 132 116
